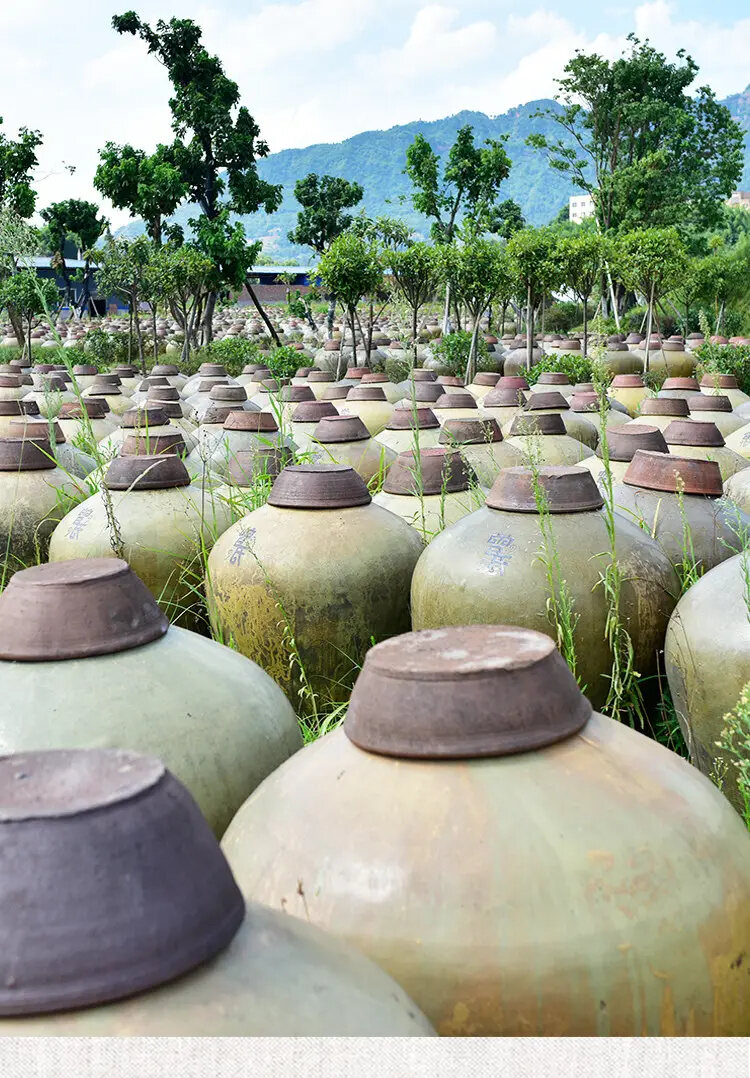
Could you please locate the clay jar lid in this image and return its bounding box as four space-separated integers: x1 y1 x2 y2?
597 425 667 461
210 384 247 402
104 454 191 490
113 365 138 377
411 369 437 383
149 401 182 419
201 404 246 425
345 625 592 758
385 407 439 431
662 377 699 391
0 400 40 417
508 413 566 436
623 450 723 496
147 386 179 402
9 419 64 444
142 376 170 389
569 392 599 412
92 374 121 388
249 368 272 381
268 463 371 509
361 373 388 384
0 558 168 659
120 406 170 429
72 365 98 376
307 371 334 384
323 385 351 401
383 448 474 496
611 374 645 388
59 399 108 420
484 386 526 408
291 401 338 423
440 418 502 444
434 392 477 410
294 367 313 378
151 364 179 376
700 373 738 389
436 376 464 387
198 363 227 377
280 385 315 403
639 397 689 417
122 432 186 457
524 392 569 411
396 383 442 405
0 437 55 471
0 375 21 388
663 420 725 447
223 411 278 432
536 372 571 386
487 465 604 512
498 376 529 391
688 395 732 413
471 372 501 387
0 745 244 1016
314 415 370 443
346 386 388 402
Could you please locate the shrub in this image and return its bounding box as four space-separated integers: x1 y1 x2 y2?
525 351 598 386
695 343 750 396
82 328 133 370
545 301 584 333
266 345 301 379
430 331 492 376
384 352 412 384
190 336 261 376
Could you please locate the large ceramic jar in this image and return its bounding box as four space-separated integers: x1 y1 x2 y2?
700 373 750 409
267 384 315 426
658 377 700 401
57 400 117 443
0 563 301 836
82 382 132 417
431 391 481 424
438 417 522 486
307 414 395 484
480 385 526 428
373 448 484 542
466 372 501 400
663 420 748 481
223 624 750 1036
375 406 442 454
579 425 668 492
568 392 629 436
193 384 252 424
288 400 338 451
198 411 292 482
49 455 233 628
394 382 445 411
411 467 677 708
0 747 431 1035
150 362 187 391
359 372 404 403
505 413 594 466
687 394 746 436
340 386 394 435
8 417 96 480
207 464 424 703
516 392 597 448
631 396 689 431
0 436 82 575
609 374 647 417
613 451 748 573
98 405 195 457
183 362 232 398
528 372 573 398
71 364 99 391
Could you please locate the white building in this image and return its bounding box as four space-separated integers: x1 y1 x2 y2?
726 191 750 210
569 192 596 224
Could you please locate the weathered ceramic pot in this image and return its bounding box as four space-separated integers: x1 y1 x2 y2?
360 372 404 403
82 385 132 416
195 411 292 482
515 392 597 448
609 374 647 417
438 418 522 486
98 405 193 457
185 378 230 419
568 392 629 436
264 384 315 426
480 385 526 428
146 385 193 419
0 437 82 575
394 383 444 412
431 391 481 424
505 413 594 466
49 455 233 629
306 371 336 400
0 375 24 401
613 451 748 573
25 376 77 417
373 448 485 542
150 362 187 391
306 415 395 484
188 403 248 462
182 363 233 398
601 343 643 375
631 397 689 432
0 746 432 1035
8 418 96 479
466 372 501 400
289 400 339 451
214 449 289 518
207 464 424 703
579 425 668 492
193 384 252 424
665 554 750 816
0 400 42 437
686 394 746 436
0 563 301 836
223 623 750 1035
112 364 141 392
528 372 573 399
663 420 748 481
375 407 442 454
57 400 117 443
289 365 313 387
411 468 677 708
658 377 700 401
340 386 394 436
70 364 99 391
700 373 750 409
641 345 695 379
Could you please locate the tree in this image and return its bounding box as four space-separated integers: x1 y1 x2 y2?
557 233 607 357
405 125 512 331
146 243 215 366
485 198 525 241
507 228 562 369
94 235 157 370
94 142 187 244
40 200 108 316
0 271 59 361
0 119 43 346
441 239 512 381
317 233 382 371
112 13 282 343
615 228 688 370
386 243 443 365
528 36 743 237
694 250 748 335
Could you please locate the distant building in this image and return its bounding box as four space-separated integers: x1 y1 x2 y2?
726 191 750 211
569 193 596 224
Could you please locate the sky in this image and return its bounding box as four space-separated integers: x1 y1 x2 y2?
0 0 748 227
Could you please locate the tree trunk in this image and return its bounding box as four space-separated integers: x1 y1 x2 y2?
644 282 655 374
716 300 726 336
201 290 217 346
526 283 534 371
349 307 357 367
7 304 24 349
134 305 145 372
465 315 480 384
500 301 507 337
605 263 621 331
245 278 281 346
152 307 158 365
582 293 589 359
128 306 133 365
412 305 418 367
326 296 336 339
442 281 452 335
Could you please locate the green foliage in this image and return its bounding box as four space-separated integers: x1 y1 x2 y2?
507 227 562 299
82 328 133 369
525 351 597 386
614 227 688 302
40 199 107 257
266 345 300 379
0 271 58 320
430 331 490 376
287 173 363 254
717 683 750 830
196 335 259 373
386 242 443 359
95 142 187 243
0 119 43 219
545 300 583 332
441 238 513 378
695 343 750 396
317 232 382 312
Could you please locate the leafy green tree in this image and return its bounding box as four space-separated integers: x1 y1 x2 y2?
94 142 187 244
0 120 43 345
40 200 108 316
557 232 607 356
441 239 511 381
507 228 562 368
694 250 748 335
93 235 157 370
112 13 282 343
146 242 215 365
385 242 443 364
668 257 702 336
485 198 525 240
528 36 743 236
317 233 382 371
615 228 688 369
0 271 59 360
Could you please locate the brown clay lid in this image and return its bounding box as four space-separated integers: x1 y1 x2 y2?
345 625 592 758
307 371 334 383
688 395 732 413
385 407 439 431
113 365 138 377
151 364 179 376
196 379 226 393
508 413 567 436
88 387 122 399
700 373 738 389
143 376 170 389
294 366 312 378
663 377 699 391
343 367 367 379
92 374 121 387
663 420 725 447
640 397 689 417
397 383 442 404
346 386 388 402
210 385 247 402
198 363 227 377
149 401 183 419
483 386 525 408
122 432 186 457
383 448 474 495
256 379 282 393
323 339 340 351
434 392 478 410
104 455 191 490
0 375 21 388
268 464 371 509
0 437 56 471
249 368 272 381
471 372 501 387
597 425 667 461
120 406 170 429
147 386 180 402
574 382 595 393
0 400 40 417
411 369 437 382
611 375 645 388
486 466 603 512
227 448 286 485
323 385 351 400
59 400 108 420
361 373 388 384
291 401 338 423
569 392 599 412
223 411 278 432
280 385 315 402
623 450 723 496
537 372 571 386
9 419 64 445
72 365 98 376
524 392 569 411
498 376 530 390
313 415 370 443
0 559 168 659
440 418 502 444
436 376 464 387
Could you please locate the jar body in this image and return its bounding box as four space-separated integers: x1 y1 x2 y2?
373 487 485 543
0 468 82 576
505 434 593 466
338 400 395 436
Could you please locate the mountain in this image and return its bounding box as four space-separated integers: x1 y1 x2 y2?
116 88 750 261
